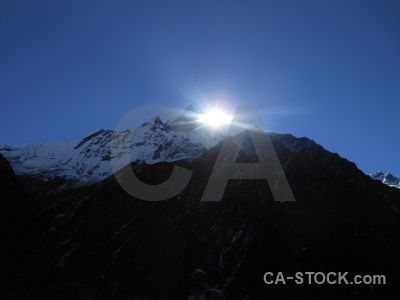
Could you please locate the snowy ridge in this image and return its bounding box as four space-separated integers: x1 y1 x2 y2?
3 105 397 192
370 171 400 189
0 115 224 187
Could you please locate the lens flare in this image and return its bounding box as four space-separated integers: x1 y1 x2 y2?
198 109 232 128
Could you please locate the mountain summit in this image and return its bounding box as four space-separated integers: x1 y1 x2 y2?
370 171 400 188
0 109 223 189
2 128 400 299
166 104 200 131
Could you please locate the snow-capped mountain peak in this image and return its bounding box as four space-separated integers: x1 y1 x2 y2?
0 112 224 188
370 171 400 188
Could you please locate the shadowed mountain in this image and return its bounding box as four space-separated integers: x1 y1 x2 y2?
0 154 37 269
4 131 400 299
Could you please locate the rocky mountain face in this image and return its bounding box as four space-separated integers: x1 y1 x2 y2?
0 110 223 190
2 130 400 300
370 171 400 189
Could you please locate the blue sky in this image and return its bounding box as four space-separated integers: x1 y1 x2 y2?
1 0 399 176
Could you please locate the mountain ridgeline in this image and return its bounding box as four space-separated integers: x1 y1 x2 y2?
370 171 400 189
0 109 223 190
1 109 400 299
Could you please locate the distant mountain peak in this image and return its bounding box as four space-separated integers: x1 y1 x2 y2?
184 104 197 112
142 115 164 126
370 171 400 188
151 115 162 122
167 104 200 132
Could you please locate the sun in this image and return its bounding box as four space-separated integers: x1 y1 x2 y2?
198 109 232 128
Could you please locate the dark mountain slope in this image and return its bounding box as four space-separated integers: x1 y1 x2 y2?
5 132 400 299
0 154 37 269
0 154 39 298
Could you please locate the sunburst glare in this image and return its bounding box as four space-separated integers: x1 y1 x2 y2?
197 109 233 128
